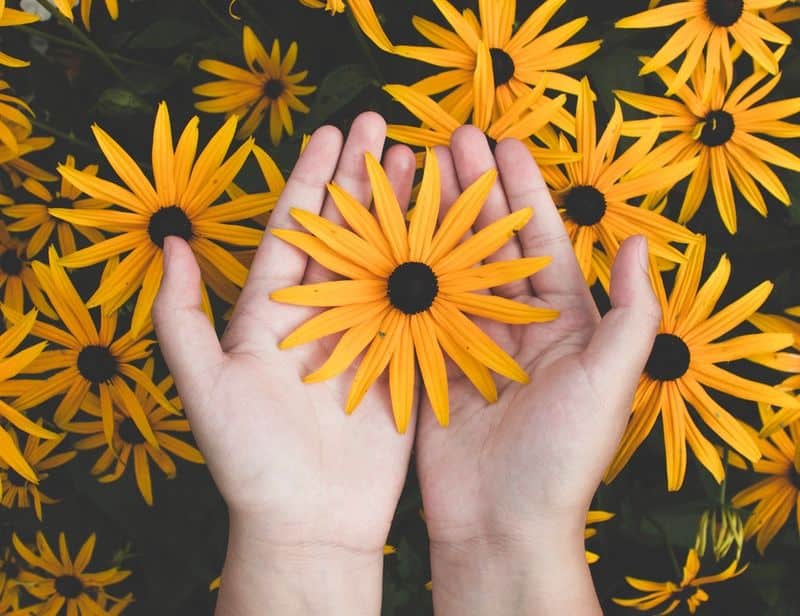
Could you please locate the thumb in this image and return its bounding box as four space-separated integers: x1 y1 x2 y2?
153 236 225 409
580 236 662 423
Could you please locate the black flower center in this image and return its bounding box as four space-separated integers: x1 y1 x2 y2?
50 196 73 209
2 559 20 579
490 48 515 87
705 0 744 26
118 417 146 445
789 467 800 491
77 345 118 384
699 110 735 147
387 262 438 315
264 78 286 100
5 468 28 488
147 205 193 249
0 250 22 276
646 333 691 381
55 575 83 599
564 185 607 227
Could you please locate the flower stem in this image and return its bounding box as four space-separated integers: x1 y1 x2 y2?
645 513 682 580
19 25 154 68
33 0 126 81
29 118 98 154
197 0 239 38
720 444 730 506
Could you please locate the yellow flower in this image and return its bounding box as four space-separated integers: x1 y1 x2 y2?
616 0 790 98
2 246 178 450
65 358 204 506
728 402 800 553
0 421 75 520
5 155 109 258
13 531 131 616
585 510 613 564
270 150 557 432
605 236 799 491
52 0 118 30
297 0 393 51
763 0 800 22
617 53 800 234
0 221 57 319
49 102 273 336
392 0 600 125
0 80 39 153
545 78 699 283
694 505 745 561
195 26 316 145
0 3 40 67
0 545 26 612
614 548 747 614
747 306 800 404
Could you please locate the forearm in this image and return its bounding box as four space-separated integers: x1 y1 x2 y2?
215 511 384 616
429 528 601 616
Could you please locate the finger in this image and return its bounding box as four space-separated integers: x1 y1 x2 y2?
580 236 661 428
494 138 595 312
153 236 226 410
382 144 416 217
304 112 387 284
450 125 528 299
433 145 463 220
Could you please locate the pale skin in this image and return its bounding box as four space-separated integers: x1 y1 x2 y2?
153 112 661 615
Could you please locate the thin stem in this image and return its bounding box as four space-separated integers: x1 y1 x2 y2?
720 444 730 506
19 25 155 68
237 0 274 37
346 10 384 83
197 0 239 37
645 514 682 580
29 118 98 154
33 0 126 81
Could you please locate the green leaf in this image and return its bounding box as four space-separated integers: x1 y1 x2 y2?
95 88 152 117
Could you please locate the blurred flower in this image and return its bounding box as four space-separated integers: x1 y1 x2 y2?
195 26 316 145
694 504 744 561
65 358 204 506
0 421 75 520
49 0 118 30
2 246 178 450
0 82 56 187
391 0 600 125
545 78 698 283
605 236 799 491
50 102 273 336
616 0 790 99
728 402 800 553
0 80 38 153
5 155 109 258
0 222 57 318
297 0 392 51
13 531 131 616
271 151 556 431
585 510 614 564
614 548 747 614
617 52 800 234
0 2 40 68
0 545 26 611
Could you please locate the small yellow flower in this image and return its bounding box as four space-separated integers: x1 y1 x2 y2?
52 0 119 30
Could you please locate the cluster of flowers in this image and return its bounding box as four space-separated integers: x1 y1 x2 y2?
0 0 797 613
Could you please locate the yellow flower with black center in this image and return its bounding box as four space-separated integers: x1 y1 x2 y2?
195 26 316 145
747 306 800 399
728 402 800 553
618 53 800 234
49 102 273 337
5 155 109 258
271 150 557 432
617 0 790 98
13 531 131 616
545 78 699 283
52 0 118 30
0 421 75 520
0 222 57 319
2 246 178 450
0 2 40 68
65 358 204 506
392 0 600 125
605 236 800 491
585 511 613 564
614 548 747 614
296 0 393 51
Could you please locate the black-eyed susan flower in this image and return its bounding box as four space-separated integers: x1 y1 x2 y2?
13 531 131 616
195 26 316 145
605 237 800 491
545 78 699 282
391 0 600 125
728 402 800 553
0 309 56 486
616 0 790 98
0 222 56 318
0 80 38 153
6 156 109 258
747 307 800 404
49 102 272 336
618 54 800 234
271 150 557 432
384 79 579 169
0 2 39 67
2 247 177 449
52 0 118 30
0 422 75 520
0 545 26 611
0 130 56 188
585 511 613 564
614 548 747 614
65 358 203 506
694 504 745 561
297 0 393 51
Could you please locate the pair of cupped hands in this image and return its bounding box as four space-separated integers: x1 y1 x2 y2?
152 112 661 615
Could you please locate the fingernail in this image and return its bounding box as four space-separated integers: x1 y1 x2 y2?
636 235 649 273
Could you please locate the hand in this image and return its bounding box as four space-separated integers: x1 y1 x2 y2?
415 128 661 615
152 112 418 616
